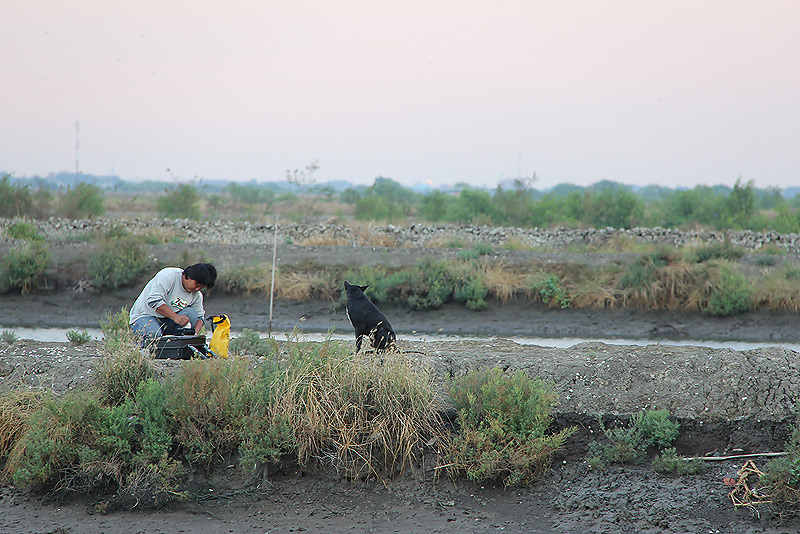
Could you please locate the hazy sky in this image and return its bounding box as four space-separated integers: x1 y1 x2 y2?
2 1 798 190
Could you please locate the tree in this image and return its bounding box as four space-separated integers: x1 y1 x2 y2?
58 182 104 219
0 176 33 218
157 184 201 220
726 178 755 228
446 188 497 224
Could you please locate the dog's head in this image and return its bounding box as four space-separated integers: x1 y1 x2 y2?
344 280 369 294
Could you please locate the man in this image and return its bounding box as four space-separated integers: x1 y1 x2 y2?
129 263 217 346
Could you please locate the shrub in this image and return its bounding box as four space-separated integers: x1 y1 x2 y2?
620 250 672 290
168 357 292 470
229 329 277 357
0 242 51 294
1 330 19 344
94 343 156 406
6 391 123 492
157 184 201 220
100 308 134 353
377 259 487 311
57 182 105 219
5 388 184 506
686 242 746 263
704 264 752 317
651 447 705 475
588 410 680 470
636 409 680 448
761 421 800 519
66 330 92 345
457 243 494 260
446 367 575 486
5 221 43 241
529 274 571 308
0 176 33 218
87 234 149 290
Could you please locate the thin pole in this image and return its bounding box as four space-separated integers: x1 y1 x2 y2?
268 214 279 336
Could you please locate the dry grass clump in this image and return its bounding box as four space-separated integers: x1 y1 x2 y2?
500 236 534 251
478 259 521 304
0 390 45 461
278 340 441 479
217 264 270 295
350 223 399 247
297 235 349 246
275 271 337 300
752 266 800 313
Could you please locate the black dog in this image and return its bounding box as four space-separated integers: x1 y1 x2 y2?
344 281 396 352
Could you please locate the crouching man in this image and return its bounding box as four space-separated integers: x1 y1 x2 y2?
129 263 217 347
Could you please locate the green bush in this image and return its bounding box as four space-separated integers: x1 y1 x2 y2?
57 182 105 219
704 264 752 317
167 357 292 469
0 176 33 218
687 242 746 263
94 344 156 406
588 410 680 469
529 274 571 308
376 259 487 311
66 330 92 345
446 367 575 486
457 243 494 260
636 409 680 448
651 447 705 475
229 329 277 357
100 308 133 353
88 235 149 290
620 250 672 290
157 184 201 220
0 242 51 294
5 221 43 241
6 387 185 507
1 330 18 344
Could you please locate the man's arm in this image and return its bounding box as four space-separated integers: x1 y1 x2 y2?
155 304 190 327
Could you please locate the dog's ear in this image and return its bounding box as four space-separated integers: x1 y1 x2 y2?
360 284 370 292
344 281 352 290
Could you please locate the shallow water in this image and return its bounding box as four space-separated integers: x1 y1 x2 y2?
2 325 799 352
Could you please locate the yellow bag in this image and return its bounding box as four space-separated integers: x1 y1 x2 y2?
208 314 231 358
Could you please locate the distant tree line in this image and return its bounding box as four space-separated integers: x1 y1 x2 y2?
3 173 800 233
342 177 800 233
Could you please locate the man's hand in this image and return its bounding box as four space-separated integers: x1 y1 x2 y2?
155 304 190 327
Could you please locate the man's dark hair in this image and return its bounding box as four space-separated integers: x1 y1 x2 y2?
184 263 217 289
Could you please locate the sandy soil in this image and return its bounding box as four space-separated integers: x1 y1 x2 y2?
2 233 800 533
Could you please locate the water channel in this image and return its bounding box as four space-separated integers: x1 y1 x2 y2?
2 325 799 352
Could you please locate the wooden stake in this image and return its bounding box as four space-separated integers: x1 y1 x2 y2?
268 215 278 336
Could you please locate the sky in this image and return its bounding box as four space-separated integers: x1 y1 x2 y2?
1 1 798 191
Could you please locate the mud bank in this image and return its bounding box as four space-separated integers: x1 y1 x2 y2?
2 337 800 533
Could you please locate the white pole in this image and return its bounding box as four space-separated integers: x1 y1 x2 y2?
268 214 279 336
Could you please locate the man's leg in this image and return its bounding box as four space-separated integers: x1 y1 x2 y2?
131 316 163 347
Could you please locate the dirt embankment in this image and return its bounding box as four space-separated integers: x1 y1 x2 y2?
2 337 800 534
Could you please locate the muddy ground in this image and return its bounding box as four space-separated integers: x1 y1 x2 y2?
2 225 800 533
2 334 800 533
